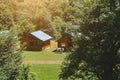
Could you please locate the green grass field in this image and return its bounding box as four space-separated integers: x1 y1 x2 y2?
23 50 66 61
30 64 61 80
23 49 67 80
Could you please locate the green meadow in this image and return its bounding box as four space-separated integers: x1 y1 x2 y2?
23 49 67 80
30 64 61 80
23 50 66 61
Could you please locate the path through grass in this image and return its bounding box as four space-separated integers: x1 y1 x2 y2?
23 49 67 80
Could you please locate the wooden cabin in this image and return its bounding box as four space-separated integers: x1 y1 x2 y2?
57 33 72 51
21 30 52 51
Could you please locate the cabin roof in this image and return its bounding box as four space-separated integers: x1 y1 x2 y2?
31 30 52 41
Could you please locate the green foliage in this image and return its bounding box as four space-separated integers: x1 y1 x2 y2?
0 30 21 80
0 3 14 29
0 30 36 80
0 1 35 34
18 64 36 80
14 0 84 39
11 19 35 36
0 1 35 80
60 0 120 80
52 16 65 39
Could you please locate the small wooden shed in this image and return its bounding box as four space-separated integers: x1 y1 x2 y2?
57 33 72 51
21 30 52 51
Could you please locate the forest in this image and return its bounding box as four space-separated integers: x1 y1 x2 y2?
0 0 120 80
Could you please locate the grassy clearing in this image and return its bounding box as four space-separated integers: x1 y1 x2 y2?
23 48 68 80
30 64 61 80
23 50 67 61
30 64 83 80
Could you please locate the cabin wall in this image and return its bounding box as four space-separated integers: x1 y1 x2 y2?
58 36 72 50
21 34 51 51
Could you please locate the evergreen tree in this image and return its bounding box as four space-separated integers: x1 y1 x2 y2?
0 30 21 80
60 0 120 80
0 1 35 80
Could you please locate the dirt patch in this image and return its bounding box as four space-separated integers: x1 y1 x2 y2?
24 60 63 64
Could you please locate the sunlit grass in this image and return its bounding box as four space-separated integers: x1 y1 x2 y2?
23 49 66 61
30 64 61 80
23 48 68 80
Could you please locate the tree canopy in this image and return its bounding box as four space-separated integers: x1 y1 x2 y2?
0 1 34 80
60 0 120 80
13 0 84 39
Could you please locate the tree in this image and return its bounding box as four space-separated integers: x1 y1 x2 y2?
0 30 22 80
0 1 35 80
0 3 14 29
14 0 84 39
60 0 120 80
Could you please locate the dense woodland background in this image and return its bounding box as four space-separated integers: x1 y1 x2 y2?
0 0 88 39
